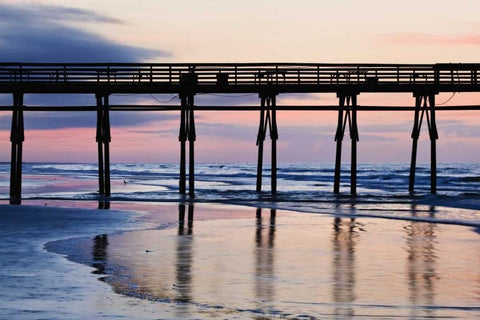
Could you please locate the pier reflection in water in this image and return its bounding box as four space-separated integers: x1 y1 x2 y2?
254 208 276 314
92 234 108 275
332 218 358 318
175 203 194 317
86 204 480 319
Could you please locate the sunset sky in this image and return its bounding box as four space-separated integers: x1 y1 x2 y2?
0 0 479 163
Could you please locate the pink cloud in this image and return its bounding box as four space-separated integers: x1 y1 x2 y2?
378 33 480 46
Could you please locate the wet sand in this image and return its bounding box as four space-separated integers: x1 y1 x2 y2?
1 201 480 319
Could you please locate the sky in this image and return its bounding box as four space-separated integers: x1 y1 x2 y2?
0 0 480 163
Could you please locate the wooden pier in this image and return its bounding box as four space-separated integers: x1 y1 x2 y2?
1 62 479 204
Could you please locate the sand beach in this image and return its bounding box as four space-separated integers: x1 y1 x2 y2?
0 200 479 319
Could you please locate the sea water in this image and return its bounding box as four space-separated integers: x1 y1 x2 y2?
1 162 480 200
2 162 480 319
1 161 480 224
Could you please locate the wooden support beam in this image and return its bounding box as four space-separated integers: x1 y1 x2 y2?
256 93 278 195
9 92 24 204
103 95 111 197
333 93 359 195
96 93 111 197
178 93 195 197
270 95 278 195
256 97 266 192
4 104 480 112
409 96 421 193
179 96 187 194
350 95 359 196
409 93 438 194
333 97 344 194
428 94 438 194
187 96 196 198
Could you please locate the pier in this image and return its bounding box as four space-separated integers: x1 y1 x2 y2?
1 62 479 204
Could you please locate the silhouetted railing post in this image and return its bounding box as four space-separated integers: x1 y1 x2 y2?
96 93 111 197
409 93 438 194
9 92 24 204
334 92 359 195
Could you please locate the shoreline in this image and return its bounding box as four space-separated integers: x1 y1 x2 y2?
11 196 480 228
1 200 479 319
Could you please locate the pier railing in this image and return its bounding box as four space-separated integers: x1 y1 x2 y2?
0 63 479 88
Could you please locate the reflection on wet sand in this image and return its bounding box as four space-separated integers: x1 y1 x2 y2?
178 203 194 236
98 201 110 210
332 218 358 318
254 208 276 314
92 234 108 275
82 204 480 319
405 205 438 319
175 203 194 317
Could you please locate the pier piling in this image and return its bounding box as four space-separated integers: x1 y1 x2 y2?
96 93 111 197
256 100 266 192
409 93 438 194
333 93 359 195
179 97 186 194
256 92 278 195
9 92 24 204
178 93 196 197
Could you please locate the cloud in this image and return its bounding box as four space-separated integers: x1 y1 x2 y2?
377 33 480 47
0 3 123 24
0 3 174 129
0 3 167 62
439 119 480 138
0 110 178 130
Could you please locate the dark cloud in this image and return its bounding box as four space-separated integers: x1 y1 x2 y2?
0 3 167 62
0 3 123 24
0 3 173 129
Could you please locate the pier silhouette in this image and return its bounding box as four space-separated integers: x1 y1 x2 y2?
2 62 480 203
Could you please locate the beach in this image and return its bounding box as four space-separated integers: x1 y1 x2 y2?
0 200 479 319
0 162 479 319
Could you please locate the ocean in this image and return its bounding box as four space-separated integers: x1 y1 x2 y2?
1 162 480 319
2 161 480 224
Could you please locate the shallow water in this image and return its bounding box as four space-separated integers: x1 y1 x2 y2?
47 204 480 319
2 162 480 205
